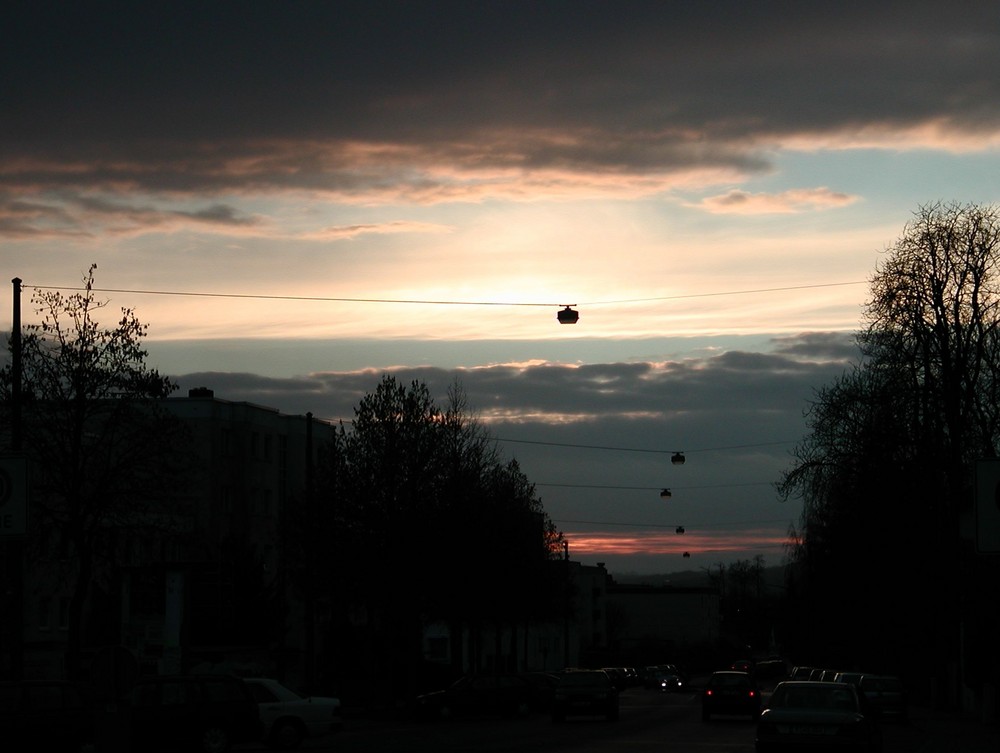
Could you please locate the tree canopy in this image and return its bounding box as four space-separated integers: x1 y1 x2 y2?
298 374 564 701
778 202 1000 683
1 265 190 678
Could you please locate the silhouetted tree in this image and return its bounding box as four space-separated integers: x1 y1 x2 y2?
305 375 564 704
0 265 190 679
779 202 1000 691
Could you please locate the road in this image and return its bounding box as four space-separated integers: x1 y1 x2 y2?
308 688 756 752
232 684 957 753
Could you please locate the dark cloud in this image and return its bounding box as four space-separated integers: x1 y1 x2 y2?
172 335 853 439
3 1 998 202
169 338 851 572
771 331 860 361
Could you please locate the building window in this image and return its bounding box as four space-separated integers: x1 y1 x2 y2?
58 598 69 630
264 434 272 461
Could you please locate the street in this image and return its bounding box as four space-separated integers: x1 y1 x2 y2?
230 684 984 753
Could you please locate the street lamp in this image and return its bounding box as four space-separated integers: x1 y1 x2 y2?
557 306 579 324
671 452 685 465
660 488 672 499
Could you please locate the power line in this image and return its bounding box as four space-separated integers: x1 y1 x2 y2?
30 285 568 308
496 437 795 454
536 481 774 492
581 280 866 306
28 279 867 309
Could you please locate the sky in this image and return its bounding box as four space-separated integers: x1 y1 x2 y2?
4 1 1000 576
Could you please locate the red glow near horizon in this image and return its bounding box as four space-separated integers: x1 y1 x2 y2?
564 529 791 557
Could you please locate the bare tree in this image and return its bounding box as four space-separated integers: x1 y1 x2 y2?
0 265 190 678
779 202 1000 687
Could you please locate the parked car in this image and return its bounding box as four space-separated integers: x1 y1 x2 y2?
601 667 627 691
833 672 864 689
413 674 537 720
701 670 761 721
243 678 341 749
551 669 619 722
517 672 560 711
0 680 97 753
756 680 882 752
858 674 906 720
129 674 263 753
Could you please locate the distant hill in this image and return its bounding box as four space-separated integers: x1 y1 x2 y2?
611 565 789 591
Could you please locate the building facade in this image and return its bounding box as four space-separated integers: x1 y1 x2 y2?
12 388 335 685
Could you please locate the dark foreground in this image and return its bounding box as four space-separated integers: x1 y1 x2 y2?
241 685 999 753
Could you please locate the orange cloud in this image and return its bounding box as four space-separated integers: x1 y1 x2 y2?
564 528 790 557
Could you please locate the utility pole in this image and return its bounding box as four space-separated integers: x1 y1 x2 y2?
11 278 21 452
3 278 25 679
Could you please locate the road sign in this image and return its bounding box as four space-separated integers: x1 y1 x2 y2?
974 459 1000 554
0 455 27 537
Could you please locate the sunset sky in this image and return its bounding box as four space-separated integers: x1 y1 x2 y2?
4 1 1000 575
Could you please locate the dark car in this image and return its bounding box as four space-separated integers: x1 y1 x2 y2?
518 672 560 711
656 671 686 692
551 669 619 722
701 670 761 721
0 680 97 752
756 680 882 752
858 674 906 720
791 666 816 680
644 663 685 689
129 674 263 753
413 674 537 720
244 677 342 749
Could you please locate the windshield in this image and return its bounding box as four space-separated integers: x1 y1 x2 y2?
771 685 857 711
